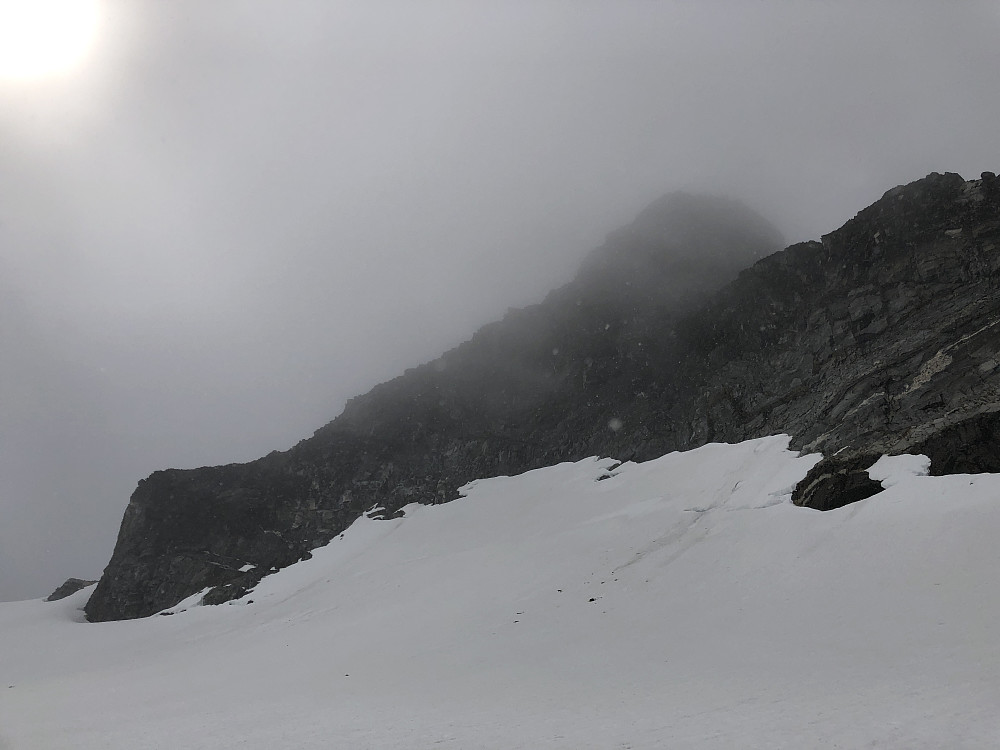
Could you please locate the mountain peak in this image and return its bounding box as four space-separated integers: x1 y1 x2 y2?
85 171 1000 621
574 191 784 311
631 190 784 254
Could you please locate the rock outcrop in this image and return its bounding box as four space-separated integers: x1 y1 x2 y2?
86 171 1000 621
46 578 97 602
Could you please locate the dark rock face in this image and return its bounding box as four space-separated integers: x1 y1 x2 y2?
676 172 1000 460
46 578 97 602
86 172 1000 621
791 455 884 511
909 410 1000 475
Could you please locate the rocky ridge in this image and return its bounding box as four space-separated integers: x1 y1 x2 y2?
86 171 1000 621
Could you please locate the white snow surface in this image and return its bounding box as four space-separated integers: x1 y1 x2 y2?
868 453 932 488
2 435 1000 749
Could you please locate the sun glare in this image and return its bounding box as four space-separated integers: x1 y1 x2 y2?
0 0 100 81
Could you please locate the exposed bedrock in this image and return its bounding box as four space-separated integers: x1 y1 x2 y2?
86 171 1000 621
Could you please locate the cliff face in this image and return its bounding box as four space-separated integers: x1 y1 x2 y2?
677 171 1000 507
86 172 1000 621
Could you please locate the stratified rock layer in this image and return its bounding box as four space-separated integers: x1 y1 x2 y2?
86 172 1000 621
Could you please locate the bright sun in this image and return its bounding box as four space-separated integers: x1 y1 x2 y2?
0 0 100 81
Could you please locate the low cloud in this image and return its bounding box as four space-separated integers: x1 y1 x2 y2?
2 0 999 600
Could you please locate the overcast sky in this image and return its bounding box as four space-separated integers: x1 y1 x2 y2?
2 1 998 602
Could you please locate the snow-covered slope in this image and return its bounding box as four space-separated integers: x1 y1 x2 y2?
2 435 999 749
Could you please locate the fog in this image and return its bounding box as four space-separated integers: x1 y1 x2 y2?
2 1 998 601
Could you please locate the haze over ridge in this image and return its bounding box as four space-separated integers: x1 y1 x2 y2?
2 1 1000 601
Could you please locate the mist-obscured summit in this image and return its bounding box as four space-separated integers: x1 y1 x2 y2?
575 192 784 310
631 191 783 257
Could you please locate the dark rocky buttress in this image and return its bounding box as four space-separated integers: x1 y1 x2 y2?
85 172 1000 621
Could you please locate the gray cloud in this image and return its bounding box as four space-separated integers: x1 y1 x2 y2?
2 0 999 600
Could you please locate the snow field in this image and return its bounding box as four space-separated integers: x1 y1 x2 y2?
2 435 999 748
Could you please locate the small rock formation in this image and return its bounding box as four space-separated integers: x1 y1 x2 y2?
46 578 97 602
86 171 1000 621
791 455 884 511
